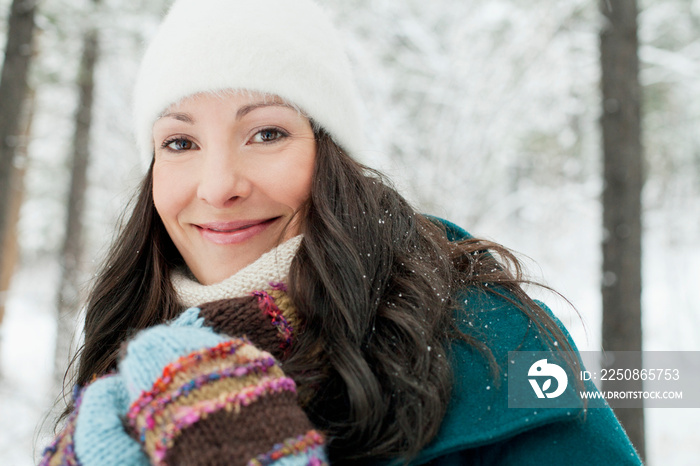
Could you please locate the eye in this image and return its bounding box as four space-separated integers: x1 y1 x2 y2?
162 137 198 151
249 127 288 144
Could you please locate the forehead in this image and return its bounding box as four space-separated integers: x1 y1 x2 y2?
159 90 302 118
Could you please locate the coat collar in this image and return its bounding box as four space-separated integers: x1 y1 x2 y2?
413 217 583 463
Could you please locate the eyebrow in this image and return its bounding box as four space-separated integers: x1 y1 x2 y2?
235 101 296 119
157 101 296 124
158 111 195 123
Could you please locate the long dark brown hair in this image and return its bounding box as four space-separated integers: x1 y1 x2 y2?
60 129 575 463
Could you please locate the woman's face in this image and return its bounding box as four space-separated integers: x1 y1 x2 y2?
152 91 316 285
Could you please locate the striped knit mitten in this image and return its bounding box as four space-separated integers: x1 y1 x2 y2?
193 284 298 360
120 316 326 466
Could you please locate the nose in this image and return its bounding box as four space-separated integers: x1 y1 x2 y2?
196 145 252 208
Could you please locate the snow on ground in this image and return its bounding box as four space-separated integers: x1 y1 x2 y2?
0 260 59 464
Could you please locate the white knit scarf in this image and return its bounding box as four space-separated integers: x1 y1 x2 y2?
171 235 303 308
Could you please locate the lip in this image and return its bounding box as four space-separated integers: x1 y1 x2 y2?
194 217 278 245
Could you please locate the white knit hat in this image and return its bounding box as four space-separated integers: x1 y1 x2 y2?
133 0 364 166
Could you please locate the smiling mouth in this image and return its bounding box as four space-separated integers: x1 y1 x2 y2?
197 217 278 231
204 224 259 233
194 217 279 244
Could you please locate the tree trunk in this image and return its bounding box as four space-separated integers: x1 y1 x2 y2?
0 88 33 375
0 0 37 315
599 0 645 461
53 18 100 386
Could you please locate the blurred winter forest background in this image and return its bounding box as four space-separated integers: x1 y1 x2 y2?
0 0 699 464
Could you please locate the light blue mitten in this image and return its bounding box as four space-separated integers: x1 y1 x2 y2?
118 316 229 402
168 306 207 328
73 374 149 466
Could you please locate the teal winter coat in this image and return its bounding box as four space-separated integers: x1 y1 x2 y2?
412 219 643 465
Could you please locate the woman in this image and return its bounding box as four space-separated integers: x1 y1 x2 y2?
42 0 642 465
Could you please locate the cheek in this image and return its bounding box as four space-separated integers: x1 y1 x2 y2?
251 145 314 209
152 163 188 225
285 163 313 208
274 161 313 239
279 143 315 209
